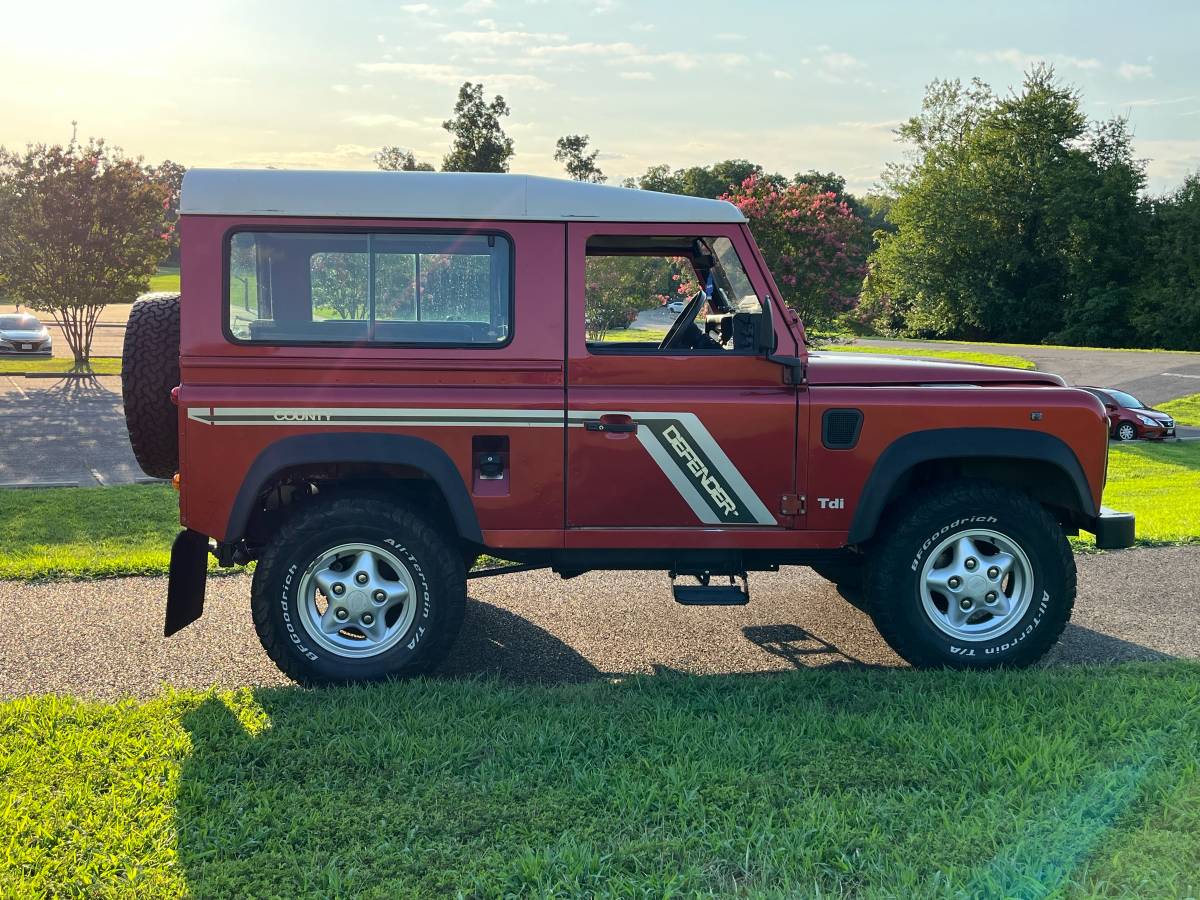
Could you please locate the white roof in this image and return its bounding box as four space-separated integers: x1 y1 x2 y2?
180 168 746 223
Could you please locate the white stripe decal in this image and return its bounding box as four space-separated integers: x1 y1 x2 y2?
188 405 777 527
187 407 563 427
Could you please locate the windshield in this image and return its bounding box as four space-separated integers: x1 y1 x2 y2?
1107 390 1145 409
0 315 39 330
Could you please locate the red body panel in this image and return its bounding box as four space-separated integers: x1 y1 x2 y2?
176 213 1110 553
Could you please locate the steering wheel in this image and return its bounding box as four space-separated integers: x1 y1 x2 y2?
658 290 708 351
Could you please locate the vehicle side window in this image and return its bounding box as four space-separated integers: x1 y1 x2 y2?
227 231 511 346
584 234 764 354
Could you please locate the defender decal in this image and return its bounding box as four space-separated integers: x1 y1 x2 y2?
569 410 777 527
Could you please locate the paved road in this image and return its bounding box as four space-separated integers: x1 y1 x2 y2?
0 374 142 486
2 546 1195 700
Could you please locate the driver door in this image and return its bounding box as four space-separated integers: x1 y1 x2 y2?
564 222 802 535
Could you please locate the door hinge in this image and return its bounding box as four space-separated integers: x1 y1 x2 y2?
780 493 805 516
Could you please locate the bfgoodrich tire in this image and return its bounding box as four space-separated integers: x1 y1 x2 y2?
121 293 180 478
251 495 466 685
864 481 1075 669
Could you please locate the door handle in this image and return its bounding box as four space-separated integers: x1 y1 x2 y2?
584 417 637 434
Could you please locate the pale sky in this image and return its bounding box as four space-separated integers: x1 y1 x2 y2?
2 0 1197 195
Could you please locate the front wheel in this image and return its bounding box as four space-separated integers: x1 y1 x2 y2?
1116 422 1137 442
251 494 466 685
864 481 1075 669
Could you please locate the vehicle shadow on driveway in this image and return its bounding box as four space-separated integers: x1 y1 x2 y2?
0 373 138 484
437 596 604 682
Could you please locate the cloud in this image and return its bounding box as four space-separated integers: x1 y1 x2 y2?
715 53 748 68
442 29 568 47
968 48 1101 72
399 3 436 13
816 46 863 70
630 22 654 32
460 0 495 10
331 84 351 94
619 71 654 81
1118 96 1193 108
343 113 421 128
1119 61 1153 80
228 144 382 170
356 61 551 91
1137 138 1200 191
772 69 793 80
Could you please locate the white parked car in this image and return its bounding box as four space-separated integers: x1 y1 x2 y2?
665 299 688 314
0 313 53 356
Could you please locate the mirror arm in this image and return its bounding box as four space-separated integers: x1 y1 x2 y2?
759 295 805 385
768 353 806 386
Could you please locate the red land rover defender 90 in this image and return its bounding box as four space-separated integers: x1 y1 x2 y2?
121 169 1135 684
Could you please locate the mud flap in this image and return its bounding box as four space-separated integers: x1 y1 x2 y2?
166 529 209 637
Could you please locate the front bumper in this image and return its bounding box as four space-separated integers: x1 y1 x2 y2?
1085 507 1136 549
0 346 53 357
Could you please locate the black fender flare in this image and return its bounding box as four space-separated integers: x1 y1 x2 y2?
846 427 1096 545
225 433 482 543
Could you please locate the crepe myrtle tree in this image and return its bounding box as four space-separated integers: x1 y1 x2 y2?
0 137 171 367
722 175 869 326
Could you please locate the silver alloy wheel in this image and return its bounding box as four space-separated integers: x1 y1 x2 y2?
1117 422 1137 442
296 542 417 658
918 529 1034 642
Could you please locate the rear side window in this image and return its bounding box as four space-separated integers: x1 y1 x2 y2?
227 231 511 346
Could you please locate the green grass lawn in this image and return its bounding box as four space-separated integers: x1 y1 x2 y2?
1161 393 1200 427
1 443 1194 581
0 356 121 376
2 664 1199 896
0 484 182 580
148 266 180 293
1075 441 1199 548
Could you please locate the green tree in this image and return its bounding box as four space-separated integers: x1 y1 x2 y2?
441 82 514 173
554 134 605 183
629 159 766 198
376 147 435 171
0 137 170 367
1131 174 1200 349
863 66 1145 343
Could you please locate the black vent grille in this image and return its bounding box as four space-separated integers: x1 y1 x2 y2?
822 408 863 449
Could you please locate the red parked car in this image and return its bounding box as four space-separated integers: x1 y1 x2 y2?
120 169 1134 684
1081 388 1177 441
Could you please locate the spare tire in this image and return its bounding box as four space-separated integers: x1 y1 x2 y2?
122 293 181 478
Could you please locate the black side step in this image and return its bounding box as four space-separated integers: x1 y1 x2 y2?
671 573 749 606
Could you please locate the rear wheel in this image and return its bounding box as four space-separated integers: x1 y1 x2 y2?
864 481 1075 669
251 494 466 685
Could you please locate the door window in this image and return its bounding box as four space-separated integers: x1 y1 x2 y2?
583 235 765 353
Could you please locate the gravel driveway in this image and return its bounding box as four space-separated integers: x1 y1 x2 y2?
2 546 1195 700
